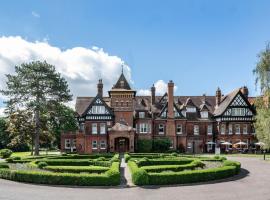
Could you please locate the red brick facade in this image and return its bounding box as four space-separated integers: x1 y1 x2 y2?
61 72 257 154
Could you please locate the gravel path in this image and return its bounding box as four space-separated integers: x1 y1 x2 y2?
0 156 269 200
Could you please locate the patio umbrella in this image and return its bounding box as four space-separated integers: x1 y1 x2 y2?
235 141 247 145
221 142 232 145
206 141 216 145
255 142 265 146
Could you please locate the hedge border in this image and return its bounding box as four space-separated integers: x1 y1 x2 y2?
0 162 120 186
128 158 241 185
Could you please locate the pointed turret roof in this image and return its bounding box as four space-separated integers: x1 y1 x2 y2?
113 72 131 90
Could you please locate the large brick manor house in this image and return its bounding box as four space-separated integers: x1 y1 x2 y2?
61 71 256 154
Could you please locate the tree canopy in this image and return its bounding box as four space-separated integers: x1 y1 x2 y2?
254 42 270 149
1 61 72 155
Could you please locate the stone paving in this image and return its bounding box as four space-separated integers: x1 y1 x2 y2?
0 156 270 200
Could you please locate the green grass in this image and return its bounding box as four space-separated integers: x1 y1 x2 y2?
11 151 60 158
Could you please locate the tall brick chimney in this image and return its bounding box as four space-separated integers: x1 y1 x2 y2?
216 87 221 107
151 84 155 105
97 79 103 97
166 80 176 149
240 86 249 98
167 80 174 118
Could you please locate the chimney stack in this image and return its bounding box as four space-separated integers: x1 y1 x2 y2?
216 87 221 107
167 80 174 118
240 86 249 98
97 79 103 97
151 84 155 105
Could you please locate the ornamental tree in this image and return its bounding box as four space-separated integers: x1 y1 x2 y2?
1 61 72 155
253 42 270 149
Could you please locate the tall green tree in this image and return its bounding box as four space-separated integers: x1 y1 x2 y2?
253 42 270 149
1 61 72 155
0 117 10 149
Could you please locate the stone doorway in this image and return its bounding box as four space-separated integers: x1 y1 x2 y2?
115 137 129 153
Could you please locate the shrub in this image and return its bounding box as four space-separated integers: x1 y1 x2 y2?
147 165 239 185
152 138 171 152
0 149 12 158
128 161 149 185
124 154 131 162
136 139 152 153
96 157 107 161
37 162 48 169
12 156 21 161
0 163 9 169
0 162 121 186
44 166 109 173
171 152 178 157
136 158 193 167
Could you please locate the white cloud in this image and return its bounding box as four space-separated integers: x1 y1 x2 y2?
0 36 131 109
137 80 178 96
31 11 40 18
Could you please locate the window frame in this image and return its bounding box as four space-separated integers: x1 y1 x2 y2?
158 124 164 134
92 140 98 149
221 124 226 135
176 124 182 134
100 123 106 134
194 125 199 135
207 124 212 135
100 140 106 149
243 124 248 135
92 123 97 134
228 124 233 135
139 112 145 119
235 124 241 134
65 139 71 149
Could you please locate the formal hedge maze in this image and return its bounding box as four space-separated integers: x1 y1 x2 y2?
125 153 241 185
0 154 120 186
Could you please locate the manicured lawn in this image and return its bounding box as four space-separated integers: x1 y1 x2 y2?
11 151 60 158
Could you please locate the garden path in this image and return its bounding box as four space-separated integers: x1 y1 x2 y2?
120 154 133 187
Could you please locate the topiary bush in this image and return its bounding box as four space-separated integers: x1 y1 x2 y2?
37 162 48 169
0 149 13 158
0 163 9 169
136 139 152 153
128 161 149 185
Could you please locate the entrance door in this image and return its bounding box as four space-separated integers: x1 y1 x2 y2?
115 137 129 152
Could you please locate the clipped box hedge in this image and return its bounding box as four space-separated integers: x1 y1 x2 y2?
44 165 109 173
141 159 205 173
0 162 120 186
128 159 241 185
136 158 194 167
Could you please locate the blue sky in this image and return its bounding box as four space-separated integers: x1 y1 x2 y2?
0 0 270 98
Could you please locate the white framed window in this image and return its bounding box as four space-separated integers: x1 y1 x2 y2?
92 123 97 134
170 140 174 149
100 140 106 149
194 125 199 135
201 111 208 118
243 124 248 134
139 112 145 118
176 124 182 134
231 108 245 116
100 123 106 134
235 124 240 134
207 141 213 152
65 139 71 149
207 124 212 135
221 124 226 135
92 140 97 149
91 106 106 114
187 107 196 113
72 139 76 149
229 124 233 135
139 123 149 133
79 123 85 132
159 124 164 134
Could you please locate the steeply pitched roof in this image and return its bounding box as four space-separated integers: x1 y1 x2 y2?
112 73 131 90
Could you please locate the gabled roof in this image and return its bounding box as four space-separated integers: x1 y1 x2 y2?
112 72 131 90
213 89 254 116
81 95 113 116
185 97 197 107
75 96 111 116
200 103 209 111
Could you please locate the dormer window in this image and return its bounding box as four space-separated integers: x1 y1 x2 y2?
174 107 180 117
187 107 196 113
181 110 186 117
139 112 145 118
120 80 124 88
201 111 208 118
